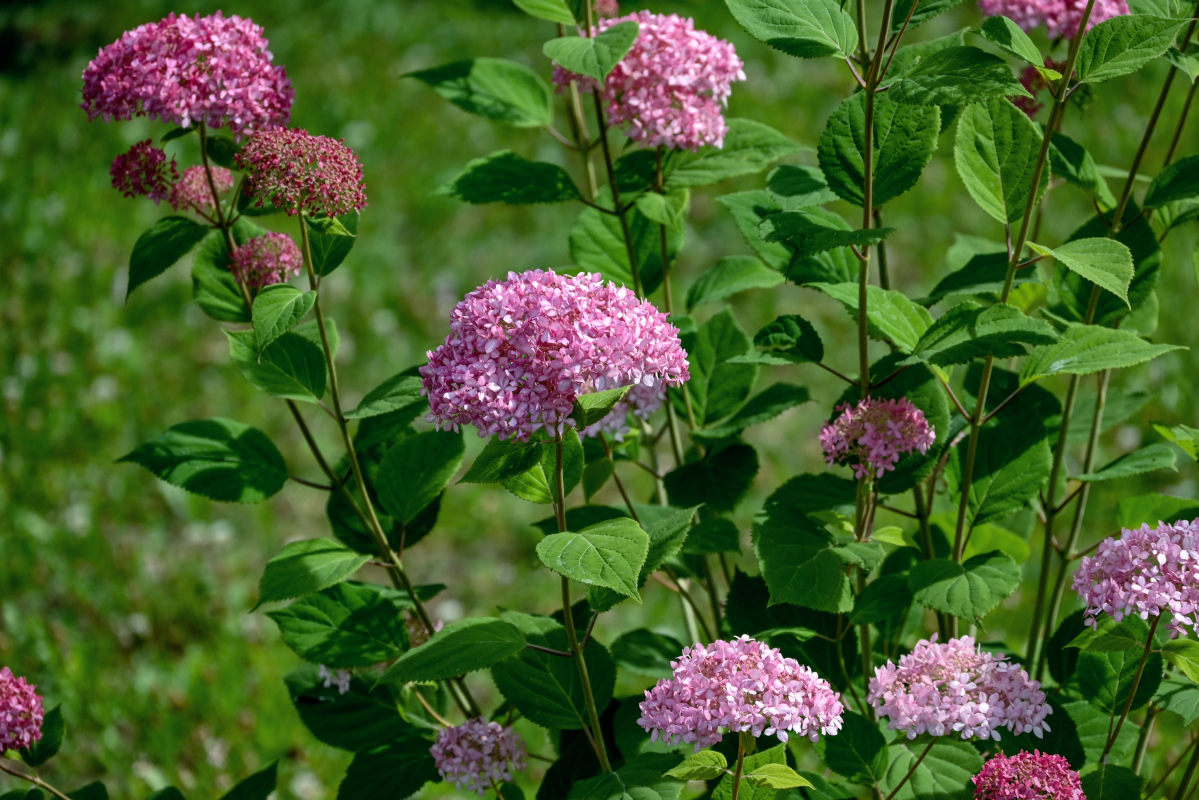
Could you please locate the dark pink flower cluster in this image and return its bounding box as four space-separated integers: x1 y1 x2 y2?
869 636 1050 741
637 635 844 750
0 667 44 753
431 719 527 796
979 0 1127 37
421 269 689 441
1072 518 1199 638
171 165 235 217
111 140 177 204
81 11 293 135
553 12 746 151
582 382 665 440
820 397 935 479
230 233 303 290
236 128 367 217
973 750 1084 800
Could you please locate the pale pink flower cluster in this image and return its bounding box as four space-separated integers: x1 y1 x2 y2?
230 233 303 290
317 665 351 695
637 635 844 750
820 397 935 479
552 12 746 151
81 11 293 135
236 128 368 217
595 0 620 17
1072 519 1199 639
171 165 235 217
582 383 665 440
421 269 689 441
431 719 527 796
869 636 1050 741
979 0 1128 37
973 750 1084 800
111 140 177 204
0 667 44 753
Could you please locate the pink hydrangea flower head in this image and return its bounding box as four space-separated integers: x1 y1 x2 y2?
973 750 1084 800
81 11 293 135
978 0 1128 37
431 719 527 796
421 269 690 441
236 128 368 217
111 140 178 204
552 12 746 151
229 233 303 290
820 397 935 479
0 667 44 753
170 165 235 217
582 382 665 440
869 636 1050 741
595 0 621 17
1072 518 1199 639
637 635 844 750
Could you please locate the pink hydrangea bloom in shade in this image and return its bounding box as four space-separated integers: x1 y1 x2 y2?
820 397 935 479
170 165 235 217
582 382 665 440
0 667 44 753
595 0 620 17
978 0 1127 37
868 635 1050 741
431 719 527 796
973 750 1084 800
229 233 303 290
1072 518 1199 639
552 12 746 151
236 128 368 217
80 11 293 135
637 635 844 750
110 140 177 204
421 269 689 441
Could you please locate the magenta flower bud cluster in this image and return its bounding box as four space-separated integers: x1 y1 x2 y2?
820 396 935 479
111 140 178 205
552 12 746 151
0 667 44 753
230 233 304 291
81 11 293 135
582 382 666 440
236 128 368 218
430 718 527 796
972 750 1084 800
171 165 235 217
1072 518 1199 639
421 269 689 441
978 0 1127 38
637 635 844 750
868 636 1050 741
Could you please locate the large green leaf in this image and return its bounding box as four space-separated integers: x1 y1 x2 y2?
460 437 547 484
665 750 727 781
754 506 851 613
537 517 650 600
808 282 933 353
1076 648 1163 713
1050 133 1117 209
666 119 800 188
375 430 464 524
225 328 327 403
686 256 784 310
406 57 553 127
691 382 811 442
569 191 679 295
440 150 580 204
1028 237 1133 306
663 442 760 513
379 617 527 684
908 550 1021 621
18 706 63 768
501 429 583 504
256 538 370 607
889 46 1029 105
1163 638 1199 683
251 285 315 354
1077 15 1186 84
1019 324 1183 385
267 582 410 668
713 745 787 800
306 213 358 277
284 665 411 752
192 232 250 322
762 211 894 257
544 21 639 82
1074 443 1178 481
725 0 857 59
220 763 277 800
1064 699 1137 763
337 734 438 800
816 711 888 785
512 0 575 24
127 216 211 299
679 309 756 426
1155 676 1199 724
569 754 683 800
949 422 1051 528
1143 154 1199 208
879 740 981 800
733 314 824 366
345 372 425 420
612 628 686 680
119 418 288 503
978 14 1048 66
954 97 1047 224
588 504 697 611
1080 764 1143 800
900 301 1057 366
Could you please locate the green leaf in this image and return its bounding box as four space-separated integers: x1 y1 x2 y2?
1067 618 1145 652
544 21 639 82
818 92 940 206
1164 638 1199 683
306 213 358 277
345 373 425 420
192 232 249 322
808 282 933 353
665 750 728 781
949 423 1051 528
733 313 824 366
725 0 857 59
901 301 1057 366
889 46 1029 105
686 256 784 310
745 764 812 790
1117 492 1199 528
1074 443 1178 481
284 665 411 752
1064 699 1136 763
375 430 464 524
1165 45 1199 81
1155 422 1199 459
119 418 287 503
1077 648 1163 713
1019 324 1184 385
406 57 552 127
205 135 238 170
680 309 756 426
713 746 786 800
1077 15 1186 84
569 190 679 295
268 582 409 668
879 740 981 800
251 285 315 354
337 736 438 800
573 387 632 428
127 216 210 299
1144 154 1199 208
612 628 685 680
852 573 914 625
1050 132 1118 210
692 383 811 442
1155 676 1199 723
256 538 370 607
909 550 1021 621
682 517 742 554
978 15 1046 65
18 706 63 768
816 711 887 784
537 517 650 600
226 329 327 402
754 510 851 613
1080 764 1143 800
512 0 575 23
219 762 276 800
762 211 894 257
569 754 683 800
380 617 526 684
954 97 1047 224
1029 238 1133 306
663 443 759 513
502 429 583 504
440 150 580 204
461 438 546 483
634 189 688 230
890 0 968 32
666 119 800 188
588 504 697 611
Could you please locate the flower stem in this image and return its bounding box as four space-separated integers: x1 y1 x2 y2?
590 93 641 298
731 732 748 800
0 760 73 800
1102 614 1161 762
1134 705 1159 773
883 739 935 800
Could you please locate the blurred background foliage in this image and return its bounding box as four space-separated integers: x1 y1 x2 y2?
1 0 1196 796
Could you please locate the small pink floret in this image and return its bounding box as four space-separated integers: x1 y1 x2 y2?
236 128 368 217
230 232 303 290
0 667 44 753
978 0 1128 37
820 396 935 479
111 139 177 204
431 719 527 796
171 165 235 217
973 750 1084 800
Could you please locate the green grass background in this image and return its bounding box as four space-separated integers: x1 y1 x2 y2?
1 0 1196 796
